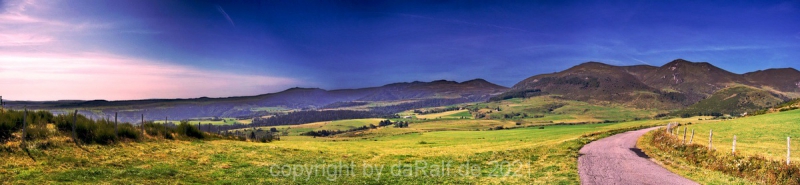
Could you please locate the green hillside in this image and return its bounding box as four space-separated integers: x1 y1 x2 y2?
469 96 665 124
673 86 783 117
1 107 706 184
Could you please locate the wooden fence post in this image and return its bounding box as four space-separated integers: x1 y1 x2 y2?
114 112 118 138
141 113 145 136
666 123 671 134
789 137 791 165
690 129 694 143
1 95 4 114
732 135 737 154
683 127 687 144
673 123 678 135
72 110 79 146
20 107 27 147
709 129 713 150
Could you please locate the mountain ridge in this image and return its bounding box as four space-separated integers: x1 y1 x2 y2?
507 59 800 111
5 79 508 122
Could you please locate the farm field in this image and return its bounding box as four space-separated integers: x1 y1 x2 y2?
412 109 471 119
241 118 386 136
468 96 666 123
155 118 252 125
0 116 702 184
662 109 800 162
634 110 800 184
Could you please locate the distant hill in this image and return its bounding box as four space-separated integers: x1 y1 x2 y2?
506 59 799 112
6 79 508 123
639 59 752 105
743 68 800 96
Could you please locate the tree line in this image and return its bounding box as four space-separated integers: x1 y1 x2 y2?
300 119 409 137
413 106 461 115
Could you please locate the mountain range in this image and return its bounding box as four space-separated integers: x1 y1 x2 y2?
5 79 508 122
7 59 800 122
507 59 800 114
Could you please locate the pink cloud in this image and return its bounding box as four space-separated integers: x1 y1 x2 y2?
0 0 301 101
0 52 300 101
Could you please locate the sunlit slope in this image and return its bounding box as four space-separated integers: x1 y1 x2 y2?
679 109 800 161
2 117 697 184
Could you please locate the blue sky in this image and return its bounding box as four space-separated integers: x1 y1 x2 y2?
1 0 799 100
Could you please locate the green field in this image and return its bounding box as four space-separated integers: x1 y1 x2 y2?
635 109 800 184
469 96 665 123
155 118 252 125
668 109 800 162
1 115 699 184
412 109 472 119
250 106 290 112
240 118 386 136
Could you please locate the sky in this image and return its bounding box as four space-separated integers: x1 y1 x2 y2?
1 0 799 101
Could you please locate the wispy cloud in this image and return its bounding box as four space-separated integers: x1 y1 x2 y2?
0 0 298 100
627 56 651 65
0 52 299 100
216 5 235 27
0 33 53 46
121 29 161 35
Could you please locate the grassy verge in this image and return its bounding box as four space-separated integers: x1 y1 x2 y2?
639 127 797 184
1 117 679 184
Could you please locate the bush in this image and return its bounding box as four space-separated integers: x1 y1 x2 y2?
142 122 175 139
54 114 120 144
648 128 800 184
0 109 145 145
0 110 24 142
177 121 205 139
117 124 141 141
24 123 51 141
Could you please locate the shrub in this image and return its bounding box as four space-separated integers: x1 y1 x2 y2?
648 128 800 184
0 110 24 142
24 123 51 141
53 113 120 144
142 122 175 139
117 124 141 141
177 121 205 139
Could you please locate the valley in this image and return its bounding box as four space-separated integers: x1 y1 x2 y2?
3 59 800 184
5 0 798 183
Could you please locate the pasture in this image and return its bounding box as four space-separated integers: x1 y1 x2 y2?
1 116 698 184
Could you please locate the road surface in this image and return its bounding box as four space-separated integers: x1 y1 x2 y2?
578 127 698 185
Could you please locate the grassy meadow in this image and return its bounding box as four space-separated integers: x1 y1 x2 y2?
636 109 800 184
155 118 252 125
468 96 666 123
669 109 800 161
0 113 699 184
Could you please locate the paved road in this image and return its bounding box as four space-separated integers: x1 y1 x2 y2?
578 127 698 185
